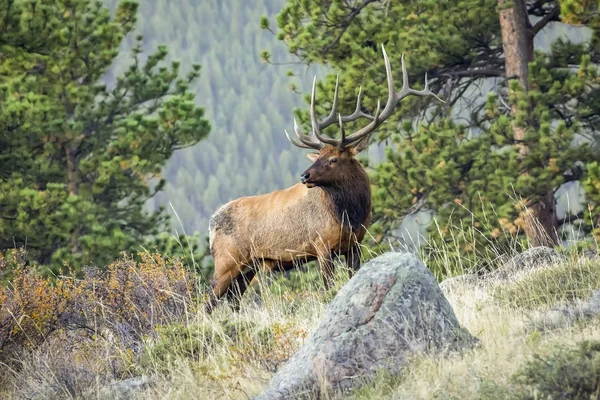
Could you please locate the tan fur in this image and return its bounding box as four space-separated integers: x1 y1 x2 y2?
207 146 370 312
204 47 439 311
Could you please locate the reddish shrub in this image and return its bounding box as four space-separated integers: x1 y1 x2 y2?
0 251 197 375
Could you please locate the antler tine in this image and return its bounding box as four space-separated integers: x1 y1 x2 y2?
312 76 374 126
340 86 376 123
342 99 381 145
310 76 339 146
311 77 376 148
323 84 376 126
316 75 340 128
309 75 379 148
292 118 323 149
343 45 444 146
377 45 444 123
284 129 315 149
338 114 346 149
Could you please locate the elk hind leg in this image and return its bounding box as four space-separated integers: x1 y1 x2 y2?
205 252 246 313
245 259 275 296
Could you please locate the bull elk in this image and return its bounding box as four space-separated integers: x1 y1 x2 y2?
206 46 441 312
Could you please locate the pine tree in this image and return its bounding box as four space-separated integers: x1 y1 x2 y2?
0 0 210 272
265 0 599 268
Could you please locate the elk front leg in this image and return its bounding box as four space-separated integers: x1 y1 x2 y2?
344 243 362 275
205 274 229 314
317 254 335 290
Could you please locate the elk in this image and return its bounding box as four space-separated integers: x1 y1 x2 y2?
206 46 441 312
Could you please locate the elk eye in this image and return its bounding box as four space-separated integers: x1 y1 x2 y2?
330 158 338 164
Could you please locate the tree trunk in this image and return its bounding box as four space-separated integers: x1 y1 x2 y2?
498 0 558 247
65 145 78 196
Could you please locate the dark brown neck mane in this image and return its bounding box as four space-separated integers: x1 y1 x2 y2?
321 161 371 232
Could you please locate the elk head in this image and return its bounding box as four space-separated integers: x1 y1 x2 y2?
285 45 442 188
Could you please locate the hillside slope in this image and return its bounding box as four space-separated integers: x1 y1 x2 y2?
1 249 599 399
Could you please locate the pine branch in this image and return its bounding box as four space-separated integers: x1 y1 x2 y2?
527 0 555 16
532 6 560 35
431 68 505 79
322 0 378 54
562 165 585 184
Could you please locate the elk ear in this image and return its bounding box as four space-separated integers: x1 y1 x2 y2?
349 135 371 155
306 153 319 162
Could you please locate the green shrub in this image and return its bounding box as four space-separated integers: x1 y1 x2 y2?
0 252 196 395
139 318 265 372
140 324 219 371
513 340 600 399
478 378 519 400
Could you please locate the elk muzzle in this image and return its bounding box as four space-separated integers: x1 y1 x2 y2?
300 170 316 188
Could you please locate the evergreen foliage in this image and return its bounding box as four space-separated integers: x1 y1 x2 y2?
0 0 210 272
267 0 600 267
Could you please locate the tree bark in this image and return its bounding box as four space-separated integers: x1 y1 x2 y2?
498 0 558 247
65 145 78 196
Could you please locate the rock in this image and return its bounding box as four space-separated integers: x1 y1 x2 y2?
488 247 565 282
581 249 599 260
97 376 149 400
526 290 600 332
257 252 476 400
558 289 600 320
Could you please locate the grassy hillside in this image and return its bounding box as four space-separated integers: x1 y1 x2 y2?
1 243 599 399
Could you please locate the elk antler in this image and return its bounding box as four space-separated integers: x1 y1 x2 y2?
285 45 444 150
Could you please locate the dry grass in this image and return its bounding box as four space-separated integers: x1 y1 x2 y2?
494 258 600 308
348 253 600 400
133 252 600 400
1 233 599 399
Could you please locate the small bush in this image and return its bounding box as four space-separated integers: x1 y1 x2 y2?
513 340 600 399
231 320 307 373
140 324 219 372
10 330 136 399
478 378 519 400
0 252 197 396
494 259 600 308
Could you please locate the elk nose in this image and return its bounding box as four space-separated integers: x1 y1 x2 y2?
301 172 310 182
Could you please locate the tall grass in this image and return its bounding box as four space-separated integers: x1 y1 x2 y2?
1 209 599 399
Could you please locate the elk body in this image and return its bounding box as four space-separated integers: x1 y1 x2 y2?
206 46 441 312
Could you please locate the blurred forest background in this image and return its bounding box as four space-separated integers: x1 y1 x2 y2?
102 0 326 234
110 0 595 252
105 0 592 239
1 0 598 276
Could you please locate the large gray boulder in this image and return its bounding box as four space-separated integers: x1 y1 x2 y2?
527 289 600 332
257 252 476 399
